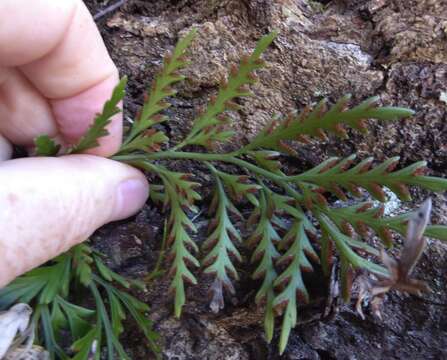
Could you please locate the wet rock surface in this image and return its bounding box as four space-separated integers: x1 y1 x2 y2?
86 1 447 358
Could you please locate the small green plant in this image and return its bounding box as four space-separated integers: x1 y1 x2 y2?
0 244 159 359
2 29 447 357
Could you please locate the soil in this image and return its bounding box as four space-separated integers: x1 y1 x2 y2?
84 1 447 359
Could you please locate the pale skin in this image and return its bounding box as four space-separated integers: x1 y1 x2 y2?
0 0 149 287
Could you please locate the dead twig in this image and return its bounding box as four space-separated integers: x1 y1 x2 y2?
93 0 128 21
356 198 433 319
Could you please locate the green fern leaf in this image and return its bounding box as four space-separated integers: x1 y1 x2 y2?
70 76 127 153
120 29 197 152
248 189 281 342
176 31 278 149
272 221 317 354
204 168 243 312
290 156 447 203
34 135 60 156
241 96 414 153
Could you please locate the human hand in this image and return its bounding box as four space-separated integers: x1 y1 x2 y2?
0 0 149 287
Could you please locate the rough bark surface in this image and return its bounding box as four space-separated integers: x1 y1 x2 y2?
86 1 447 359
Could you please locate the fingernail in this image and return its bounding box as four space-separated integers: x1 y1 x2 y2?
113 178 149 221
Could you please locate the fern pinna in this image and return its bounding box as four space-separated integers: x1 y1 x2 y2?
2 29 447 357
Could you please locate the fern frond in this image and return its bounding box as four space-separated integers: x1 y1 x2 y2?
0 242 159 359
272 221 318 355
291 156 447 202
176 32 278 149
203 168 243 312
248 188 281 342
241 96 414 154
18 28 447 357
70 76 127 154
317 214 388 277
120 29 197 152
325 202 447 246
144 164 201 317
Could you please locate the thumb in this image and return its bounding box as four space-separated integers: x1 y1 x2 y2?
0 155 148 287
